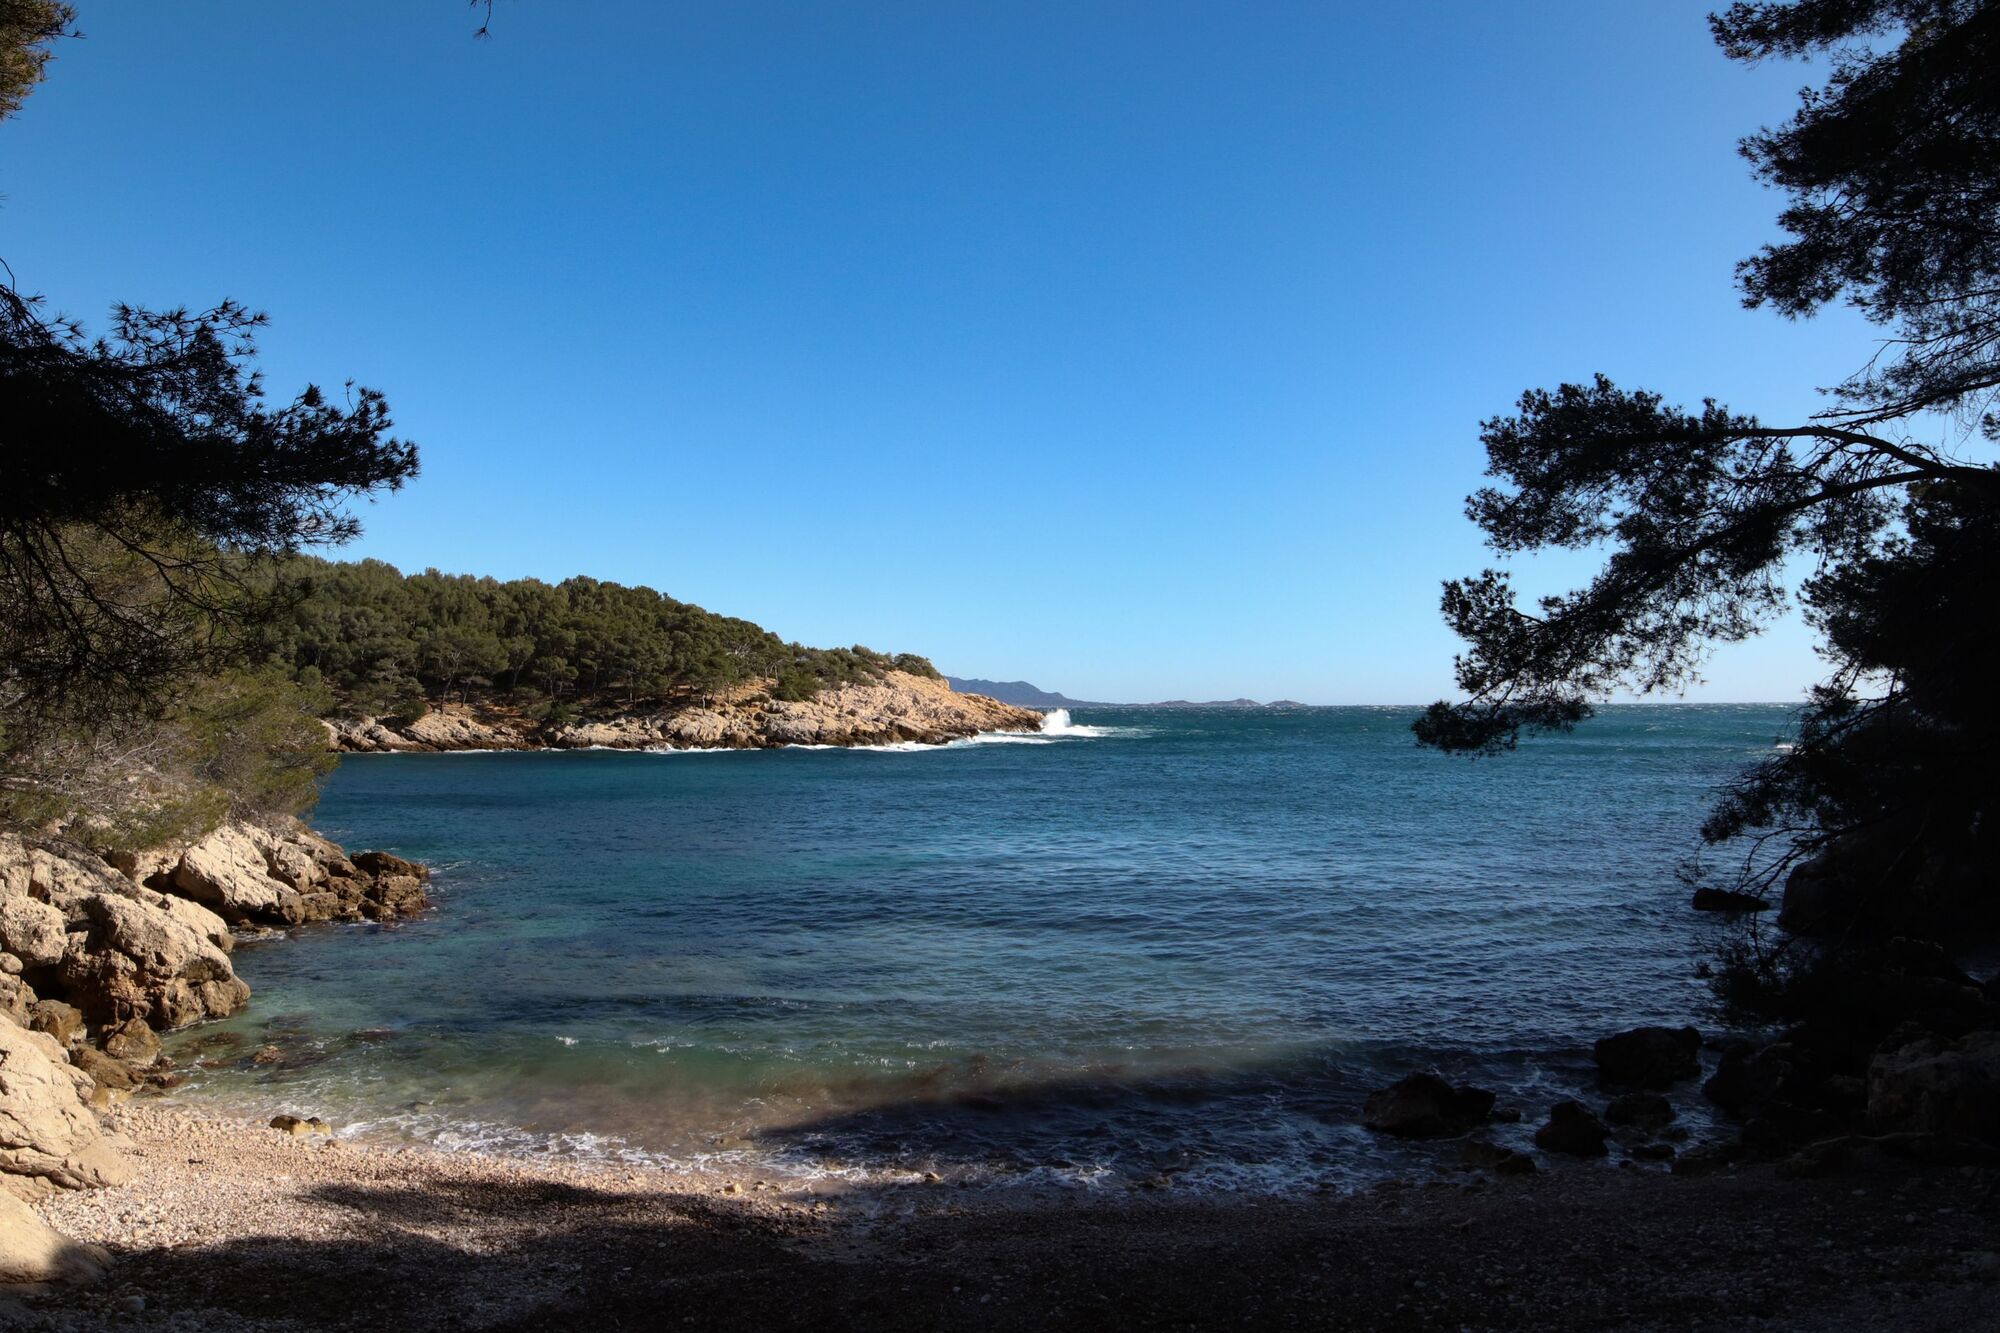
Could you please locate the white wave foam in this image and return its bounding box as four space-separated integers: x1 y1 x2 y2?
1038 708 1118 739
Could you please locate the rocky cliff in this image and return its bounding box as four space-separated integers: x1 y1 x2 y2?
326 670 1046 753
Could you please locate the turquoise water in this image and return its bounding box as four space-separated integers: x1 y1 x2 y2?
166 705 1792 1190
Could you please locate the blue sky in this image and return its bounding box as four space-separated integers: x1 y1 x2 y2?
4 2 1886 702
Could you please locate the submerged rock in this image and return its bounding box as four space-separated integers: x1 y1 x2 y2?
1362 1072 1496 1138
1458 1139 1537 1175
1594 1025 1701 1089
1604 1092 1676 1129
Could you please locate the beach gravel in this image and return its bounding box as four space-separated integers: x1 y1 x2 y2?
7 1103 1997 1330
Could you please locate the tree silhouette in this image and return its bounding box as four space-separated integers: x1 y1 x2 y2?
1419 0 1999 928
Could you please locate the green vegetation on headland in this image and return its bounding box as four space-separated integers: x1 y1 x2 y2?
244 555 941 726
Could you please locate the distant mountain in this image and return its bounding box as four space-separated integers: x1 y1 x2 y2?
947 678 1314 709
945 677 1107 708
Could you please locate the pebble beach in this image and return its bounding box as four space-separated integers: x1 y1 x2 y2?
10 1101 1998 1331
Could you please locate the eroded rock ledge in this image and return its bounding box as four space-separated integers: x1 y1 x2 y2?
327 670 1046 753
2 818 428 1277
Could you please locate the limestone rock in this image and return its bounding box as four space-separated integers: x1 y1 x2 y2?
0 898 67 971
0 838 121 924
1362 1072 1496 1138
69 1047 138 1093
1704 1040 1796 1116
363 874 428 920
0 1020 130 1193
0 978 31 1029
131 888 233 956
334 672 1045 753
100 845 180 891
351 850 427 881
25 1002 82 1050
99 1017 159 1067
171 826 291 925
57 893 249 1031
240 824 325 892
1594 1025 1701 1089
0 1190 109 1285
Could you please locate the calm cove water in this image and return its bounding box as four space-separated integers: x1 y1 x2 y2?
165 705 1793 1191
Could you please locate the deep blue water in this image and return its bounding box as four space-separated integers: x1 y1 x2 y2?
166 705 1794 1190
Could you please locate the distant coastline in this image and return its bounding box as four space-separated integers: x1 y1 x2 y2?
944 677 1306 710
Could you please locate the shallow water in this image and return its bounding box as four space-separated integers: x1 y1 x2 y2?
165 704 1794 1190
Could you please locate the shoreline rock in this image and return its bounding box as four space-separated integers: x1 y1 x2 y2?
1362 1072 1496 1138
3 816 431 1270
1593 1025 1701 1090
325 671 1045 753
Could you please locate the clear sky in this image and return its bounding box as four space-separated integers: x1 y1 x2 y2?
3 2 1887 703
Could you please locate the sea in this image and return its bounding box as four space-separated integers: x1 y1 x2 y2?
162 704 1795 1193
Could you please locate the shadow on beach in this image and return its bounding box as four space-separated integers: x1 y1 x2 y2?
31 1150 2000 1332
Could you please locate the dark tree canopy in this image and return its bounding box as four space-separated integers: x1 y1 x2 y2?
1419 0 2000 928
1716 0 2000 428
243 555 942 720
0 289 418 730
0 0 72 121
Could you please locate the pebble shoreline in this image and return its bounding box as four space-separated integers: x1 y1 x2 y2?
11 1100 1999 1331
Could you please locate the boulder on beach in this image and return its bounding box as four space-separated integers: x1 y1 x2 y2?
1594 1025 1701 1089
1867 1029 2000 1140
1534 1100 1610 1157
0 1019 131 1195
0 1189 109 1285
1362 1072 1496 1138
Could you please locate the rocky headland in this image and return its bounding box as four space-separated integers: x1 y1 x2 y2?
326 671 1045 753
